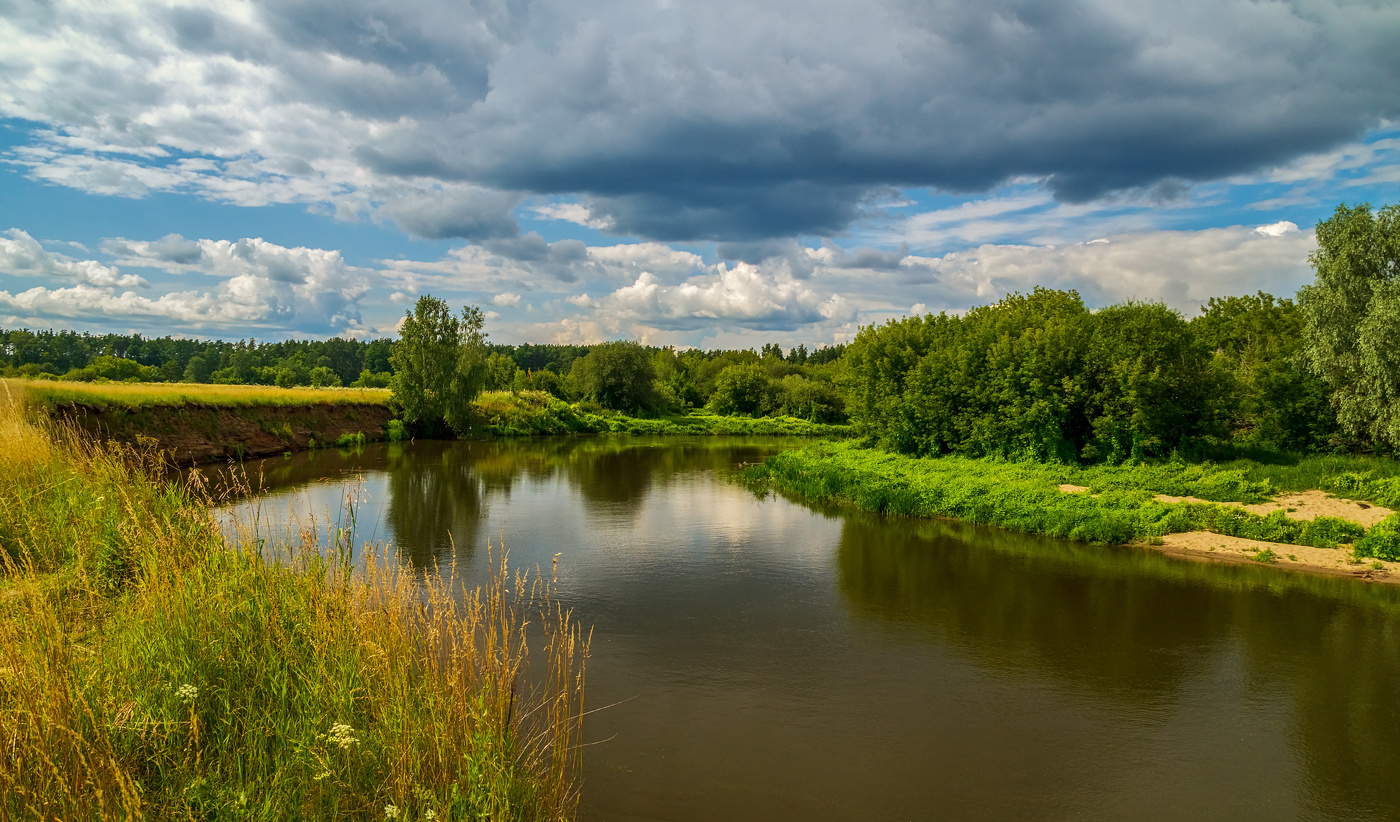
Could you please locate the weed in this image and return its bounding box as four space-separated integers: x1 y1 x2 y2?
0 386 588 820
1251 548 1279 564
742 440 1396 552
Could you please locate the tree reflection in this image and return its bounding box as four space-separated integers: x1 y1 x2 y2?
836 510 1400 815
382 442 486 567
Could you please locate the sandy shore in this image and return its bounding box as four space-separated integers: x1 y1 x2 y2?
1154 531 1399 583
1057 484 1398 583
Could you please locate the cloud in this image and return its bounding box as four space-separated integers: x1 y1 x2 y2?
376 187 521 241
894 224 1318 317
585 263 855 333
1 234 371 334
2 0 1397 241
0 229 146 287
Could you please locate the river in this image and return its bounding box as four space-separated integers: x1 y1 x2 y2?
212 437 1400 821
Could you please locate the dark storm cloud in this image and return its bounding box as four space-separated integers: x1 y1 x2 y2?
377 188 522 241
7 0 1400 240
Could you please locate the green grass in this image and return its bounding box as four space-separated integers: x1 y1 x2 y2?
7 377 391 408
743 440 1400 557
472 390 851 438
0 393 585 820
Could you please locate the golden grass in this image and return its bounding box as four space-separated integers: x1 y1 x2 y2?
0 389 587 820
4 378 391 408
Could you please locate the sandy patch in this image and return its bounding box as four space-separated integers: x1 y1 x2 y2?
1059 484 1091 494
1152 489 1393 528
1156 532 1399 583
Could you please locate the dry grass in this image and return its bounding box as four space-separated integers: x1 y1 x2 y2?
5 377 391 409
0 388 587 821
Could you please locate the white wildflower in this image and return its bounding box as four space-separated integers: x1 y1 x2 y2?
424 811 436 820
326 723 359 749
313 770 332 782
175 684 198 702
384 804 399 819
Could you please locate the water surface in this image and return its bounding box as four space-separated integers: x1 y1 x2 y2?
217 438 1400 822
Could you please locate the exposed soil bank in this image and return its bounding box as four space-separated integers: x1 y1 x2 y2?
50 401 395 464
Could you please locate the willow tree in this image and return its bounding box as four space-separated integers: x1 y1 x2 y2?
1298 203 1400 451
389 295 488 436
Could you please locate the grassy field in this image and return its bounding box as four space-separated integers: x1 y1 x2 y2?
0 395 586 820
473 390 851 437
5 378 392 408
743 440 1400 559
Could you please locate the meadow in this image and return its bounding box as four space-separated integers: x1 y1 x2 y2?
0 388 586 820
743 440 1400 560
7 377 392 409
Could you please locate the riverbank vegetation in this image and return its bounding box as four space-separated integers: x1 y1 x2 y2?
472 389 849 437
0 391 587 820
744 440 1400 559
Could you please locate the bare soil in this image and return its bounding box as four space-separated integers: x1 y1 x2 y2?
50 401 395 465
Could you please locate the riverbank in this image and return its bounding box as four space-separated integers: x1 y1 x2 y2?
5 380 848 464
743 440 1400 582
0 396 585 819
471 389 851 437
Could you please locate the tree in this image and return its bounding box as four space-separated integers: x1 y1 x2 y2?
390 295 488 436
1299 203 1400 451
706 363 776 416
568 341 656 412
183 355 212 383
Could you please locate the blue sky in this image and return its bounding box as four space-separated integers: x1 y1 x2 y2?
1 0 1398 348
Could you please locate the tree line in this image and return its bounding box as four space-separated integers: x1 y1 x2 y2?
845 202 1398 460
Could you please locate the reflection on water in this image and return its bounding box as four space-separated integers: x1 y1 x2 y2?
221 439 1400 822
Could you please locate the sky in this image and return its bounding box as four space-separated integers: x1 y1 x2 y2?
1 0 1398 349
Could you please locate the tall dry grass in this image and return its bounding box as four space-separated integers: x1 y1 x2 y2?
0 384 587 821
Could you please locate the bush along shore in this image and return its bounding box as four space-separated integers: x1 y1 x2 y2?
470 390 851 438
743 441 1400 575
0 389 588 821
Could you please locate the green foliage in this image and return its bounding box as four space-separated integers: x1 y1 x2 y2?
351 369 392 388
845 288 1213 462
485 352 520 391
470 390 850 437
1355 514 1400 561
568 341 657 412
744 441 1389 550
308 365 342 387
1299 202 1400 452
706 363 777 416
386 419 409 442
389 295 489 436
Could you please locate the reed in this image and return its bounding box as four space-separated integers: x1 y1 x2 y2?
0 385 587 821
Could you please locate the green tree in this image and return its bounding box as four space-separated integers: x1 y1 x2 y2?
1299 203 1400 451
308 365 342 387
183 355 212 383
389 296 488 436
568 341 656 412
484 352 519 392
706 363 776 416
1192 292 1336 452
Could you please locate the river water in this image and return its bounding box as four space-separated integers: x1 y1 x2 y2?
214 437 1400 822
